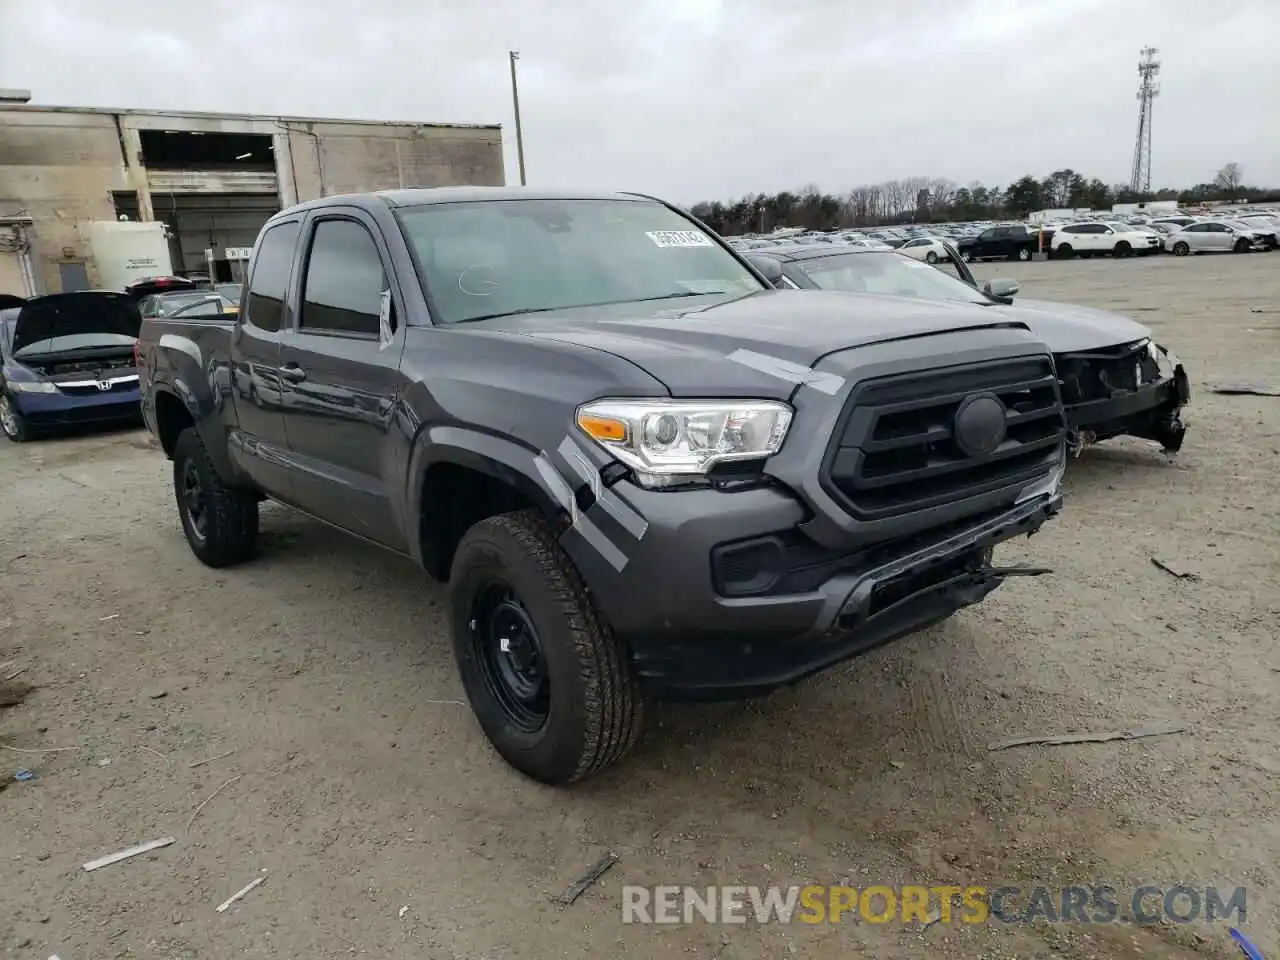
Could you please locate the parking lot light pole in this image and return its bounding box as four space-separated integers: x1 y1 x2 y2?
509 50 527 186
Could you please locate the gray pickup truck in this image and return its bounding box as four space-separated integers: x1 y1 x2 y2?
136 188 1067 785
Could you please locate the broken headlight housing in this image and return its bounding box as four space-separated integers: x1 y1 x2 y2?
576 399 793 488
1145 340 1178 380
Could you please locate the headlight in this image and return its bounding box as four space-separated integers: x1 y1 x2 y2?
7 380 58 393
576 399 793 487
1146 341 1177 378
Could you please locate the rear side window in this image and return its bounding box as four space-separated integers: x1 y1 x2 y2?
299 219 387 336
245 221 299 332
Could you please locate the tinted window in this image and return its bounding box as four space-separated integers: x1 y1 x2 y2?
245 221 299 332
1062 225 1082 234
397 199 761 325
300 219 387 336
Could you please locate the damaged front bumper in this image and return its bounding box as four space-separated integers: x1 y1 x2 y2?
1059 342 1191 454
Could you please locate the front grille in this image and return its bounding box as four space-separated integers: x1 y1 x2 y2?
56 377 139 397
1057 340 1160 405
822 357 1066 520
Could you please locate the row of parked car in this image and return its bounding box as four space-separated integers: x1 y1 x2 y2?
727 208 1280 264
0 275 240 442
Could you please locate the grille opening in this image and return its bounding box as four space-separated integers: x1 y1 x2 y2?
1058 342 1161 405
824 357 1066 520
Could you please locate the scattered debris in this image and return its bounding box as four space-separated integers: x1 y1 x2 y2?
187 749 235 769
99 614 120 622
553 853 619 906
186 775 241 831
2 667 26 681
82 836 176 872
145 688 168 700
1231 927 1264 960
14 768 37 781
215 874 267 914
424 698 467 706
398 905 409 919
988 721 1186 752
888 760 904 770
0 679 35 708
1150 557 1201 581
1210 382 1280 397
97 758 112 767
137 745 172 765
1 743 79 755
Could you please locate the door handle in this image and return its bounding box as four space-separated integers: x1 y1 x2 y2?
280 363 307 383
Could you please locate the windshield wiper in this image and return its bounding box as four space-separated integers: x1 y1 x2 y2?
453 291 733 324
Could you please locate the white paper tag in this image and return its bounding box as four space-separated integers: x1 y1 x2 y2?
646 230 714 248
378 289 393 348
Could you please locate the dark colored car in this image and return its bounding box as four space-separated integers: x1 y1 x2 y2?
747 243 1189 454
137 188 1067 784
0 291 143 442
954 225 1042 263
123 276 199 301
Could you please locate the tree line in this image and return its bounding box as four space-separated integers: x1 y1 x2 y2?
688 163 1279 236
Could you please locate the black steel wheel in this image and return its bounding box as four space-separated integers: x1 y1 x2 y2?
172 427 259 567
448 509 645 785
470 581 551 733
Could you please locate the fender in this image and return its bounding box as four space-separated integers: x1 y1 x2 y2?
405 424 567 567
149 378 239 482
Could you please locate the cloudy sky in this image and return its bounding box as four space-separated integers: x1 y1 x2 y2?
2 0 1277 203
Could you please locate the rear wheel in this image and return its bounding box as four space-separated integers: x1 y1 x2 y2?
172 427 259 567
0 393 28 443
1016 246 1032 262
925 250 939 264
448 509 646 785
1113 241 1132 258
1173 241 1190 256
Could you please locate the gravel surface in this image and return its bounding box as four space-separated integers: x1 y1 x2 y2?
1 252 1277 959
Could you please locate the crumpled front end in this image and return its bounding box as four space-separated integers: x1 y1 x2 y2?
1056 339 1190 454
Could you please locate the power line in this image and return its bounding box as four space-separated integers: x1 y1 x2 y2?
1129 46 1160 194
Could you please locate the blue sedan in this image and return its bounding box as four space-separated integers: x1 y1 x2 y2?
0 291 143 442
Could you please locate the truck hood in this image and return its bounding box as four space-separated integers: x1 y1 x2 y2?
9 291 142 355
993 298 1153 353
481 289 1031 396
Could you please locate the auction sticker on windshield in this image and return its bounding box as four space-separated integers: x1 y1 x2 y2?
647 230 715 248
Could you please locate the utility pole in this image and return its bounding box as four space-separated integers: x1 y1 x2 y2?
508 50 527 186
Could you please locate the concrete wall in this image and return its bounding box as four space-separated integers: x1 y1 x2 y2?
0 106 505 293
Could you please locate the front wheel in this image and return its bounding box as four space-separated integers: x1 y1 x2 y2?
1056 243 1074 259
963 250 977 263
1016 247 1032 262
1173 241 1190 256
1234 238 1252 253
925 251 939 264
172 427 259 567
448 510 646 785
1113 241 1132 258
0 393 28 443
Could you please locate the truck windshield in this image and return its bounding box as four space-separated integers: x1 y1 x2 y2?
795 252 989 304
396 199 763 324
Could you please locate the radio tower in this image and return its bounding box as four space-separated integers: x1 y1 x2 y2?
1129 47 1160 194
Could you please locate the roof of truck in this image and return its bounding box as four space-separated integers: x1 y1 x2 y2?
281 187 659 217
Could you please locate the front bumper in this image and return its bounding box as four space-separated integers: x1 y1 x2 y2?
11 388 143 428
1063 363 1190 452
565 477 1062 701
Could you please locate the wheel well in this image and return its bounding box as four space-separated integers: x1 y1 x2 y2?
419 463 540 582
154 391 194 458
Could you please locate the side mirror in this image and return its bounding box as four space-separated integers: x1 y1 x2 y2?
984 278 1019 299
746 254 786 288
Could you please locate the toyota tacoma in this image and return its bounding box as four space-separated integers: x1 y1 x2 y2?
136 188 1067 785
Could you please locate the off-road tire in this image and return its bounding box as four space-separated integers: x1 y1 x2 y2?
172 427 259 567
448 509 646 785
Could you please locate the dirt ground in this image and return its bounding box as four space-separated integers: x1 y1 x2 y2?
1 252 1277 959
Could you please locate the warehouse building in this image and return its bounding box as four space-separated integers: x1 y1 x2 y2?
0 96 505 296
